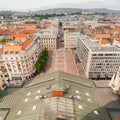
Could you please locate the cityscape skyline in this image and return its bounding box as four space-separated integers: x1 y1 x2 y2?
0 2 120 119
0 0 120 11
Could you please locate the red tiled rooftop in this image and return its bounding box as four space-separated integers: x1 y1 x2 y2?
22 30 35 35
95 34 111 38
115 26 120 31
0 29 12 35
100 40 109 44
22 38 33 50
25 25 36 29
15 27 25 31
2 45 22 54
12 34 27 40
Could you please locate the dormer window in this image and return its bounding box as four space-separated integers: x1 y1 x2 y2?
10 51 13 54
4 51 8 54
15 51 18 54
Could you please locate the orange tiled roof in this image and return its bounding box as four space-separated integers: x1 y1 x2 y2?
114 38 120 41
12 34 27 40
15 25 36 30
115 26 120 31
22 38 33 50
0 29 12 35
100 40 108 44
22 30 35 34
15 27 25 31
25 25 36 29
2 45 22 54
95 34 111 38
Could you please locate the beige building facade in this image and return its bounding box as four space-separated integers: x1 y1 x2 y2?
2 37 42 81
64 30 78 49
38 28 58 51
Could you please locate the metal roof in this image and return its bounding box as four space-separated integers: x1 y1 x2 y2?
0 71 110 120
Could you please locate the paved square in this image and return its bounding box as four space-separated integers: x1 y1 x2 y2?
44 50 79 76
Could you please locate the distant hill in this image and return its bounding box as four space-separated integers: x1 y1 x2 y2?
34 8 120 14
34 8 82 14
0 10 18 15
86 8 120 14
0 8 120 16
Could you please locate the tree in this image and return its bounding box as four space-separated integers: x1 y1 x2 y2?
34 50 48 74
59 22 62 28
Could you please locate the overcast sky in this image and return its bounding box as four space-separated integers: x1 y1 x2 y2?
0 0 120 11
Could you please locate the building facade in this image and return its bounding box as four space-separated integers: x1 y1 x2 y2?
76 33 120 79
2 37 42 81
109 69 120 94
64 30 78 49
38 28 58 51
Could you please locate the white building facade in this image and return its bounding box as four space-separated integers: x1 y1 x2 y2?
109 69 120 94
77 33 120 79
64 31 78 49
38 28 58 51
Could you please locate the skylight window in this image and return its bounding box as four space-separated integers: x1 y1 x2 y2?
17 110 22 115
87 98 92 102
85 92 90 96
27 92 31 96
78 105 83 109
75 90 79 94
32 105 37 110
37 90 41 94
24 98 29 102
35 96 39 100
76 95 80 99
94 110 99 115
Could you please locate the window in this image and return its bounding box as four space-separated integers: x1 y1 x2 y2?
98 54 103 56
15 51 18 54
4 51 8 54
10 51 13 54
92 54 97 56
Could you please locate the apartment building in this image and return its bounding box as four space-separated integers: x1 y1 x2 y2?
64 30 78 49
0 76 4 90
109 68 120 94
2 37 42 81
0 47 9 87
76 33 120 79
40 20 58 29
85 22 113 44
62 22 78 31
0 64 8 90
0 59 9 82
38 28 58 51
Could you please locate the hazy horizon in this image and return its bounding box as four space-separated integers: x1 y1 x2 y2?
0 0 120 12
